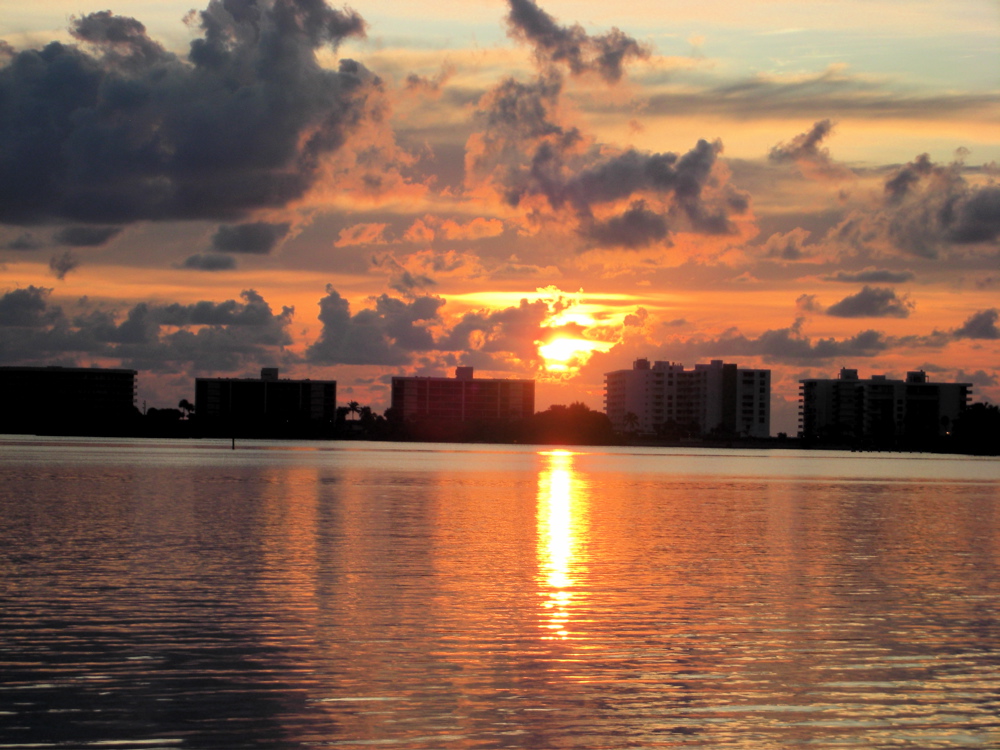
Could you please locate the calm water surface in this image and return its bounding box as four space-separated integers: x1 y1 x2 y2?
1 437 998 749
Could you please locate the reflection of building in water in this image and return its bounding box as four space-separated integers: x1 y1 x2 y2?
195 367 336 436
604 358 771 437
799 368 971 444
0 365 137 434
537 450 589 639
391 367 534 425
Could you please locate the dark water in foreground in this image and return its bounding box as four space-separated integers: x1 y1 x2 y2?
1 437 998 749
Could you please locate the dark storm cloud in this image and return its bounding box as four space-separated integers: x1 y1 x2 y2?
53 226 122 247
49 251 80 280
505 0 649 83
953 308 999 340
0 0 373 226
826 286 913 318
824 268 915 284
582 199 669 249
212 221 291 254
306 286 444 365
0 286 293 370
181 253 238 271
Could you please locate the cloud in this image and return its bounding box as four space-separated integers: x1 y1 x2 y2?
212 221 291 254
181 253 237 271
796 294 823 313
334 222 389 247
582 199 669 249
826 286 913 318
0 286 294 370
854 154 1000 258
306 285 444 365
4 233 43 250
768 119 850 180
0 286 57 327
49 251 81 280
762 228 812 260
505 0 649 83
53 226 122 247
0 1 374 225
824 268 915 283
953 308 999 340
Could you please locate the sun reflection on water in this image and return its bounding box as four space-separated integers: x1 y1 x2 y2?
536 449 589 640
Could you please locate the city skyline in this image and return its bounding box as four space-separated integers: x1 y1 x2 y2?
1 0 997 435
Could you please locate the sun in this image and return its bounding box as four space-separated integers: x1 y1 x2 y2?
538 336 611 373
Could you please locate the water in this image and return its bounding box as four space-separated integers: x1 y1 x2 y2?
1 436 998 749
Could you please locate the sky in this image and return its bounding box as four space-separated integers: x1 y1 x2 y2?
0 0 998 434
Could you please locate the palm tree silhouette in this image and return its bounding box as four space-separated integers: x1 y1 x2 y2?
347 401 361 421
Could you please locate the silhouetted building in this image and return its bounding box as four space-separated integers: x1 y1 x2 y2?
391 367 535 425
0 365 137 434
605 358 771 438
799 368 971 446
195 368 336 437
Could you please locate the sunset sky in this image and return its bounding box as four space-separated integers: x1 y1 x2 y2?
1 0 997 434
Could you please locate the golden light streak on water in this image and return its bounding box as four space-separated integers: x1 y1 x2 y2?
536 449 589 640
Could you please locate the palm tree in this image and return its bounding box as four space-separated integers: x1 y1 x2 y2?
178 399 194 420
347 400 360 421
623 411 639 434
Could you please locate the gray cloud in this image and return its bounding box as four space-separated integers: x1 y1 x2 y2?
0 0 372 226
582 199 669 249
5 232 43 250
49 251 80 280
953 308 999 340
505 0 649 83
212 221 291 254
768 119 848 179
306 286 444 365
53 226 122 247
181 253 237 271
824 268 915 284
826 286 913 318
0 286 293 371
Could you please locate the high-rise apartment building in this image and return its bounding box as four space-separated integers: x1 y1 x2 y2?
391 367 534 424
604 358 771 438
195 368 336 435
0 365 137 434
799 368 971 444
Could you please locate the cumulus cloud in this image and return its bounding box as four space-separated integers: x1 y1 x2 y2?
582 199 669 249
953 308 999 340
0 286 293 370
0 0 374 225
306 285 444 365
181 253 237 271
796 294 823 313
836 154 1000 258
826 286 913 318
212 221 291 254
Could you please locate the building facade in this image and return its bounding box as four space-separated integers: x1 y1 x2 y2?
0 365 137 434
604 358 771 438
195 368 336 436
390 367 535 424
799 368 971 445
